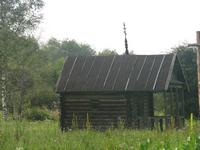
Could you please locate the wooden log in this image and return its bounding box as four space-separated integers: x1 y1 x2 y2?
196 31 200 115
181 88 185 117
169 88 173 116
125 96 132 128
65 95 125 99
60 94 66 131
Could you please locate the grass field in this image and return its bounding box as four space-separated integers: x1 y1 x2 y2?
0 119 200 150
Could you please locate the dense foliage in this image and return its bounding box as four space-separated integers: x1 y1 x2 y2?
0 0 44 119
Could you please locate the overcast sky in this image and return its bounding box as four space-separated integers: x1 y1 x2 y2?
36 0 200 54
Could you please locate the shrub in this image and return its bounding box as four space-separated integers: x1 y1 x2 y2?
22 108 51 121
50 109 60 121
29 89 59 109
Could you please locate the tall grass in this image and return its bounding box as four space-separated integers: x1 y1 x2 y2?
0 118 200 149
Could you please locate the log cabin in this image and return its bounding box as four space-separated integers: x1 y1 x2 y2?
56 53 187 130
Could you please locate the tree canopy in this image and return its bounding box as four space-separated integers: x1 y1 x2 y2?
0 0 44 34
0 0 44 119
98 49 118 56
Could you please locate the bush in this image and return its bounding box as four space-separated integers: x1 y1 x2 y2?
22 108 51 121
29 89 59 109
50 109 59 121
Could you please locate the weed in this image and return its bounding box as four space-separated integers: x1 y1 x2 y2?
85 113 91 130
117 117 125 130
71 113 78 130
0 120 200 149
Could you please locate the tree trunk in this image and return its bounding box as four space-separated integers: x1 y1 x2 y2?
1 73 8 120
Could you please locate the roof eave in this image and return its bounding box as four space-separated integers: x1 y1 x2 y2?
164 53 177 91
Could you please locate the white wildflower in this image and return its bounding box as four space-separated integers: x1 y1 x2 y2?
187 136 191 142
130 146 134 149
147 138 150 143
16 147 24 150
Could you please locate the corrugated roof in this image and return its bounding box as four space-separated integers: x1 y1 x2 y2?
56 54 178 93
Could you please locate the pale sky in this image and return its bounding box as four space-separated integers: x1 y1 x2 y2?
36 0 200 54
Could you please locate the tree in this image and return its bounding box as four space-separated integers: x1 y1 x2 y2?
9 37 40 115
98 49 118 56
0 0 44 119
60 40 96 56
0 0 44 34
172 44 199 117
42 38 96 60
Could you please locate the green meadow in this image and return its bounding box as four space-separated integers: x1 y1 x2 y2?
1 118 200 150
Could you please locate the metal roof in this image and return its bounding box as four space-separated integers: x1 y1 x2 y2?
56 53 180 93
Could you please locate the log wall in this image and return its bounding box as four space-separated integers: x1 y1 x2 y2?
60 92 154 130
